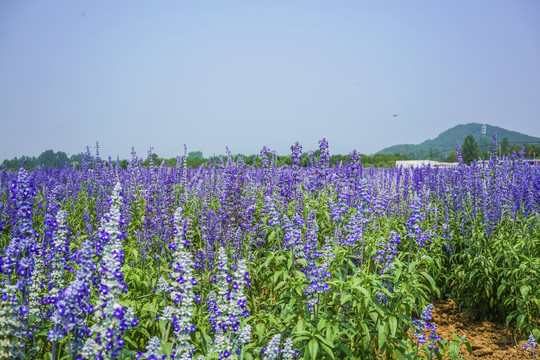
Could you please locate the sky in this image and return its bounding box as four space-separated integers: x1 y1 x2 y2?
1 1 540 161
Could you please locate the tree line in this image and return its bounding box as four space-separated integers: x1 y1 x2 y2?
1 148 410 172
445 135 540 165
3 137 538 171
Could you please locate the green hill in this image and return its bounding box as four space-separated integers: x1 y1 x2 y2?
377 123 540 160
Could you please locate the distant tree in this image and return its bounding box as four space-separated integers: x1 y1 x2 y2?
55 151 69 167
35 150 70 168
38 150 56 168
445 151 457 163
500 137 510 155
462 135 479 165
188 151 203 159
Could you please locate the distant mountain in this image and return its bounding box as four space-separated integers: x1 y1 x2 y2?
376 123 540 160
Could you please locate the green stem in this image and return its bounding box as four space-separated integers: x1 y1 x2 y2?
345 246 351 282
315 293 320 330
51 340 57 360
291 247 296 276
163 321 172 344
407 236 414 264
276 226 282 256
169 337 177 359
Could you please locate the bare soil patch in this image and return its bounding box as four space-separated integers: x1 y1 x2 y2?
433 299 533 359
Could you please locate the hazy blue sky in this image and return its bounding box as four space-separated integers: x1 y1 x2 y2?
1 1 539 160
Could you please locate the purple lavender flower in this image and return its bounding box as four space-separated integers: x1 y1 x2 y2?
344 211 365 247
413 304 441 357
168 207 198 358
83 183 136 359
373 231 401 303
136 336 166 360
264 195 281 228
0 167 38 357
48 239 94 357
263 334 282 360
406 196 430 262
455 142 463 165
523 333 537 359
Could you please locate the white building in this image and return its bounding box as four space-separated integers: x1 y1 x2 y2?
396 160 459 168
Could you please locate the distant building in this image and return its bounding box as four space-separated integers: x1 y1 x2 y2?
396 160 459 168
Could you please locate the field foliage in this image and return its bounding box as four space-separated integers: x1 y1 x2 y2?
0 140 539 359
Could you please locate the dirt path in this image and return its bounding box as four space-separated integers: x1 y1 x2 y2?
433 299 533 359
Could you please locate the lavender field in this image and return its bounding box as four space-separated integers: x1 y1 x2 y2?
0 139 539 359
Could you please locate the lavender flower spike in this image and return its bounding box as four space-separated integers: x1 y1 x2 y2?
523 333 537 359
136 336 165 360
83 182 136 359
263 334 282 360
412 304 441 357
169 206 197 358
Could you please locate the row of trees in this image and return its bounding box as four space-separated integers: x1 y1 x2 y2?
2 148 409 171
445 135 540 164
137 151 409 169
6 137 535 171
1 150 72 171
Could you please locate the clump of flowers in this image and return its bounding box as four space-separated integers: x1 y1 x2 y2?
264 195 281 228
413 304 442 357
304 262 330 312
261 334 297 360
523 333 537 359
282 213 304 260
168 206 198 359
83 183 137 359
406 195 430 262
373 231 401 304
49 210 71 297
207 247 251 359
48 239 95 358
0 167 38 358
0 282 24 358
136 336 165 360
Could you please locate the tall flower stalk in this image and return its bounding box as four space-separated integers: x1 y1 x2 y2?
83 183 136 359
167 206 197 359
0 167 38 358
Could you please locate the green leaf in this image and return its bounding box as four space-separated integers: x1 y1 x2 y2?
340 293 352 305
256 323 266 337
308 339 319 360
360 322 370 347
339 344 354 358
449 341 460 359
317 318 327 332
497 284 506 298
533 329 540 343
389 316 397 337
517 314 525 328
296 318 305 332
377 322 388 349
135 326 152 340
320 343 335 359
420 271 437 292
161 341 173 355
274 280 287 291
520 285 531 298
